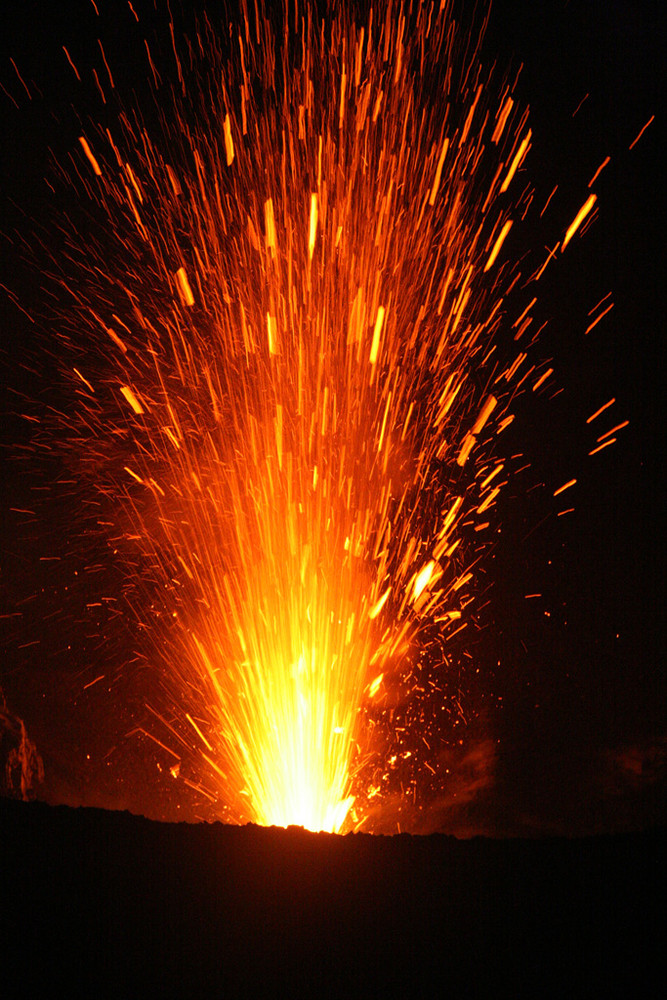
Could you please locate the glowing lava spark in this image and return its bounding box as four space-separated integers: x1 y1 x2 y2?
17 0 609 832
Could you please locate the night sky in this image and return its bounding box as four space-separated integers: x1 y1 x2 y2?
1 0 664 835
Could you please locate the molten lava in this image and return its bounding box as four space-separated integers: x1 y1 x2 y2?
15 0 620 832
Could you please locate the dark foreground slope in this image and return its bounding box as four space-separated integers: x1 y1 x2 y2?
1 798 664 998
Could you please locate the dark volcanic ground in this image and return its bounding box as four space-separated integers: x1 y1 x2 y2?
1 798 664 998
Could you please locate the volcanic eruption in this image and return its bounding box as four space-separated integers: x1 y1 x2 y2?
4 0 645 834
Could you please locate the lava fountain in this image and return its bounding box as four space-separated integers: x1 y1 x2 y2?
12 0 605 831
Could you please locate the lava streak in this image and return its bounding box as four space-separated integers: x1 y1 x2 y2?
24 0 585 831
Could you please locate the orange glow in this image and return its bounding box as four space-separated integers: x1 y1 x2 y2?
25 0 616 833
414 562 436 601
368 673 384 698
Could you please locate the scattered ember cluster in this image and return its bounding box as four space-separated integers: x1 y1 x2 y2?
10 0 619 832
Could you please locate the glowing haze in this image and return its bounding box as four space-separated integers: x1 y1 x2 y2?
24 0 601 831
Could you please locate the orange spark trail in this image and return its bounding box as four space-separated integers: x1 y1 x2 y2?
587 398 616 423
21 0 613 833
484 220 513 272
554 479 577 497
562 194 597 251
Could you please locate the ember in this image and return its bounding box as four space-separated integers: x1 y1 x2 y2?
4 0 641 833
